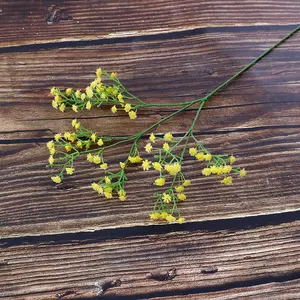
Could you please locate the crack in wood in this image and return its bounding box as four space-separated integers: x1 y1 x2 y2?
2 209 300 248
0 24 297 54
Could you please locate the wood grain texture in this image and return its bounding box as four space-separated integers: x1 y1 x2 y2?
1 28 300 238
152 279 300 299
0 0 299 47
1 125 300 238
1 29 300 140
1 221 300 299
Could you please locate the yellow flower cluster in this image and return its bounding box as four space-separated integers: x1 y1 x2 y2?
149 212 185 224
50 68 139 120
189 147 247 185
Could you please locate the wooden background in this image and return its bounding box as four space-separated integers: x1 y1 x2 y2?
1 1 300 299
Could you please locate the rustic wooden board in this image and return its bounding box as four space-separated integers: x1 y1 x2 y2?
0 0 299 48
1 28 300 238
1 125 300 238
151 280 300 299
1 220 300 299
1 29 300 140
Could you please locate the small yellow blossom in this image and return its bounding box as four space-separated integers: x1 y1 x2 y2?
155 177 165 186
59 104 65 112
93 155 101 164
142 160 151 171
87 153 93 162
149 133 156 143
104 192 113 199
54 134 61 141
164 132 173 141
111 105 117 113
55 94 61 103
175 185 184 193
101 92 106 99
163 193 172 203
86 86 93 98
161 212 169 219
96 68 102 77
105 177 111 184
118 189 126 201
189 147 197 156
110 72 117 79
65 88 72 96
75 90 81 98
229 155 236 164
217 167 224 175
51 176 61 184
66 167 75 175
149 212 161 221
72 119 78 127
86 101 92 110
68 133 77 142
90 80 98 88
223 165 232 174
210 165 218 174
50 87 57 96
204 153 212 161
91 133 97 142
52 100 58 109
65 145 72 152
164 163 181 176
47 140 54 150
72 105 78 112
64 132 71 140
97 139 104 146
202 168 212 176
76 140 83 148
117 93 124 103
48 155 54 165
166 215 176 223
128 156 143 163
177 193 186 201
91 182 101 192
128 110 137 119
81 93 86 101
183 180 191 187
145 143 152 153
163 143 170 151
152 162 162 171
221 176 233 185
177 217 185 224
120 162 125 169
100 163 108 170
49 147 55 155
240 168 247 177
195 152 205 161
124 103 131 112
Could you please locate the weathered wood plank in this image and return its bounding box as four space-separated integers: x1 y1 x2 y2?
1 28 300 237
0 0 299 47
1 125 300 238
152 279 300 299
1 29 299 140
1 221 300 299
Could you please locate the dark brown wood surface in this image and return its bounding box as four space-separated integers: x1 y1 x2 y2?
1 0 300 299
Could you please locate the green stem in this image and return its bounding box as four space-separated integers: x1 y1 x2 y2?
203 25 300 101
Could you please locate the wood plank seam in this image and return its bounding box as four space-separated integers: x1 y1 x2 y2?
2 209 300 248
0 24 297 54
